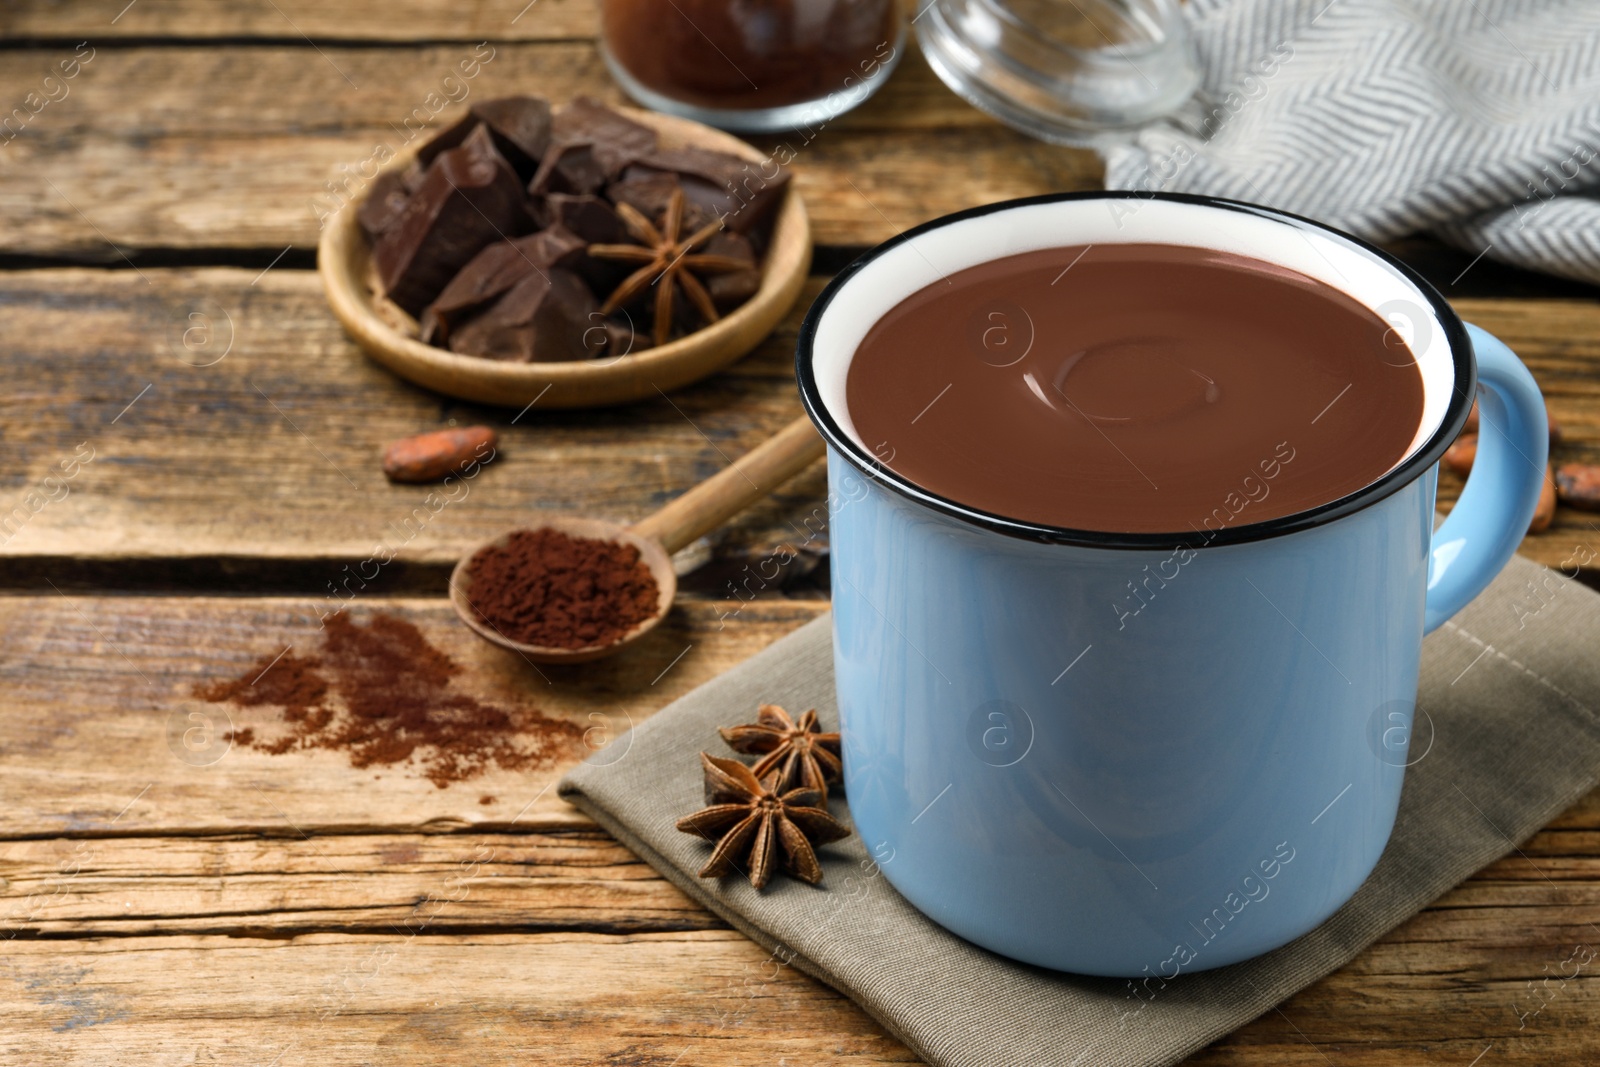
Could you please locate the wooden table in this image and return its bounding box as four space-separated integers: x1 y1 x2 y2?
2 4 1598 1063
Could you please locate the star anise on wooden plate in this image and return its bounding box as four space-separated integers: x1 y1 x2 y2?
720 704 844 802
587 187 749 346
677 753 849 889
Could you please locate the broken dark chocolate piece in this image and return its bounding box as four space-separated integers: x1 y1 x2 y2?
707 269 761 309
522 223 627 292
420 242 535 345
544 193 626 244
602 316 651 357
373 125 533 317
498 223 629 300
530 94 661 196
420 225 594 344
701 231 760 308
399 158 428 194
529 142 608 197
414 113 480 169
637 146 790 235
471 95 553 179
552 200 633 293
358 169 414 239
448 269 603 362
413 97 553 176
606 171 720 235
551 96 659 178
704 230 756 265
518 225 589 271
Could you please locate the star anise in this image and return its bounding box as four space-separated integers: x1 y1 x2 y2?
587 188 749 346
676 753 849 889
720 704 843 802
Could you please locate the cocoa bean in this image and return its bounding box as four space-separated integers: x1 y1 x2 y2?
1530 466 1556 533
382 426 498 483
1442 433 1477 475
1554 463 1600 511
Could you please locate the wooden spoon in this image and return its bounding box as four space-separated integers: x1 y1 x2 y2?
450 415 825 664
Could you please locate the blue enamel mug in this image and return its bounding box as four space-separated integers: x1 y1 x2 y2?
796 193 1548 977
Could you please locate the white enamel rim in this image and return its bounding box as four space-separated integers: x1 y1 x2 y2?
795 192 1475 549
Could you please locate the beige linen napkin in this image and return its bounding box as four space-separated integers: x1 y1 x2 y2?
560 551 1600 1067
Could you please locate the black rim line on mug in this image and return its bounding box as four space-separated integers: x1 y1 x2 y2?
795 190 1476 551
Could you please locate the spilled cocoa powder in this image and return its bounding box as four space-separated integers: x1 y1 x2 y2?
466 527 660 650
196 612 583 788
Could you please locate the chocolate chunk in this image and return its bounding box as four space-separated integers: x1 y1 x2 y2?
524 198 630 289
420 242 533 346
529 142 608 197
521 223 626 292
606 171 719 234
470 95 552 178
704 230 756 266
358 169 413 239
420 226 593 345
500 222 629 298
414 113 480 169
544 193 626 244
602 317 652 357
417 98 553 177
373 125 533 317
516 224 589 271
551 96 658 178
449 269 604 362
670 291 707 336
707 269 761 309
637 146 790 235
399 159 428 193
697 231 760 309
528 195 551 230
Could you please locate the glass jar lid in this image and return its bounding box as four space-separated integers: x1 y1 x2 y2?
915 0 1201 146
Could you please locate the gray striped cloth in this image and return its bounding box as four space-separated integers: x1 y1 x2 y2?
1101 0 1600 285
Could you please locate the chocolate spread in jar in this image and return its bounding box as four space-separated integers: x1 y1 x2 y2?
602 0 900 113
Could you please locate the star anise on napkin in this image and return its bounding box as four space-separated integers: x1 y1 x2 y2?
587 187 749 346
677 753 849 889
720 704 844 802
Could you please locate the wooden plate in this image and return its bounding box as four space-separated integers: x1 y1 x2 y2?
317 105 812 409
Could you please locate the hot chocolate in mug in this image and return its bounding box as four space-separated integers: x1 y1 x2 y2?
796 192 1548 977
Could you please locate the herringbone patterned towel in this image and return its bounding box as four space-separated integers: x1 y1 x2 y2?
1102 0 1600 284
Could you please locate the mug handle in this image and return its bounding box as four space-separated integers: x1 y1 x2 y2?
1424 323 1548 634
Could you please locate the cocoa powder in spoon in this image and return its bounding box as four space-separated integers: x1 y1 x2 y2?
465 527 660 650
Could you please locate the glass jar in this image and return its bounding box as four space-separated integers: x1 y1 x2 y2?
601 0 905 133
915 0 1200 145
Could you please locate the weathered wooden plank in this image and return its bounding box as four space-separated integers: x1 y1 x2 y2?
0 595 827 838
0 829 721 937
3 902 1600 1066
0 42 1096 256
1 0 598 41
0 267 828 579
1 272 1595 573
0 931 918 1065
3 789 1598 938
